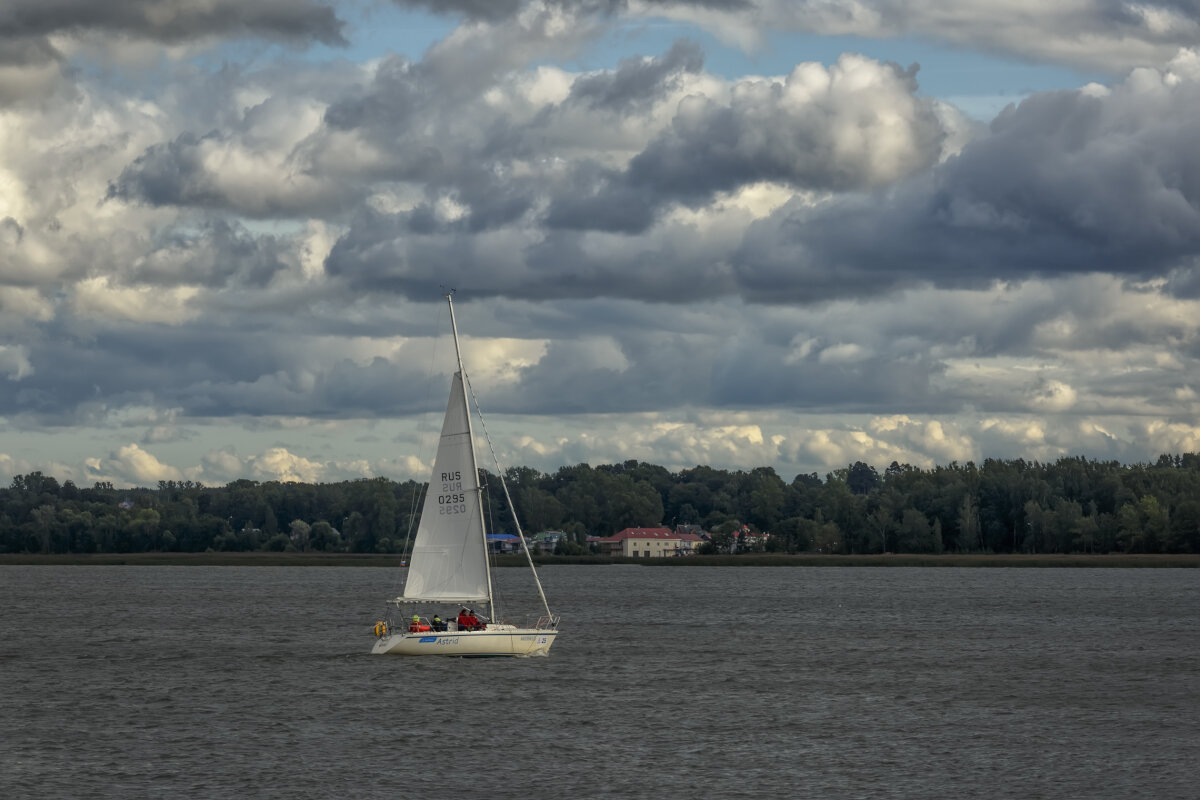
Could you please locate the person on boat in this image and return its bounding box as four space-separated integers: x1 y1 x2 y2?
409 614 431 633
457 608 472 631
431 614 446 631
466 608 484 631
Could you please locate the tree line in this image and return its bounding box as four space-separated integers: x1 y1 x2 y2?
3 453 1200 555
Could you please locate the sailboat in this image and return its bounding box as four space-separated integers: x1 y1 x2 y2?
371 293 560 656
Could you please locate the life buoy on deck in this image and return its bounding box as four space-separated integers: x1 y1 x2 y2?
374 621 388 638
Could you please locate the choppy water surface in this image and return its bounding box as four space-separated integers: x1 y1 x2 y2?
1 566 1197 799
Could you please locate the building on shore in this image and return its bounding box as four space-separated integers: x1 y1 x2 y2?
588 526 705 557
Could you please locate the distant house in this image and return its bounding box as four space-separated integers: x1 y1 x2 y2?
675 531 705 555
730 525 769 553
589 526 688 558
673 525 708 555
486 533 522 554
532 530 567 554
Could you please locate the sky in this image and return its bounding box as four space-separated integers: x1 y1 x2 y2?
2 0 1200 489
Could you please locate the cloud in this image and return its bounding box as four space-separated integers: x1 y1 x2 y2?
0 1 348 105
569 37 706 112
0 344 33 380
0 0 348 105
0 0 347 46
89 443 184 485
317 48 966 298
632 1 1200 72
4 4 1200 490
0 286 54 326
191 445 374 484
0 37 66 106
246 446 328 483
546 54 954 233
69 277 202 324
732 53 1200 302
389 0 1200 74
630 56 945 193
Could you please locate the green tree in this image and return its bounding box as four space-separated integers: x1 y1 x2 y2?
846 461 881 495
311 521 340 551
289 519 311 550
955 494 981 552
743 467 785 531
1169 500 1200 553
897 508 936 553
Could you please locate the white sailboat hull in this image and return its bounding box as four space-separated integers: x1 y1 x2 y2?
372 626 557 657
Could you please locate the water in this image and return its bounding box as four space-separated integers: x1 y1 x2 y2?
1 566 1197 799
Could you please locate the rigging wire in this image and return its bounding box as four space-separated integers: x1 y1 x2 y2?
478 470 509 621
461 369 555 622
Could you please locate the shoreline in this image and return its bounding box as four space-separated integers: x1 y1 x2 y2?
1 552 1197 567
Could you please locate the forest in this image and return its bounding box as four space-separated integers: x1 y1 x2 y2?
3 453 1200 555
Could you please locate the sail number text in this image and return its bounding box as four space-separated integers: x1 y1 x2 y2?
438 471 467 515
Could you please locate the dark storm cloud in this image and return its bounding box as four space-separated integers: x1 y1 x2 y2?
322 45 962 299
545 57 948 231
316 54 541 219
542 163 664 233
633 60 942 194
712 348 954 413
0 34 66 105
0 312 436 423
448 298 959 417
569 39 705 111
55 217 295 290
322 56 433 133
114 36 944 238
104 59 369 218
449 305 725 415
324 207 739 303
732 74 1200 302
0 36 59 67
107 128 363 219
1163 263 1200 298
0 0 346 46
108 132 228 211
0 1 344 104
131 220 294 289
390 0 750 21
389 0 527 20
116 36 702 222
1095 0 1200 27
0 217 24 245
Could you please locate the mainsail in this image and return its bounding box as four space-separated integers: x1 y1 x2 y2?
397 371 490 603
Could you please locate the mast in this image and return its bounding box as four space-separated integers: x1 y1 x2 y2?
445 292 496 617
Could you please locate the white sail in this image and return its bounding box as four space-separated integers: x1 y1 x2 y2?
397 371 490 603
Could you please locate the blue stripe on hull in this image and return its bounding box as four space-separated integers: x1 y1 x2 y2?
376 630 557 656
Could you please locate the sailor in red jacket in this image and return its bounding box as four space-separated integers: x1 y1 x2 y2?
457 608 472 631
